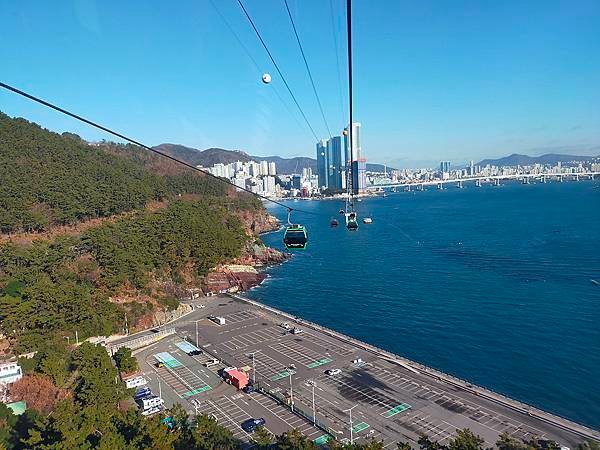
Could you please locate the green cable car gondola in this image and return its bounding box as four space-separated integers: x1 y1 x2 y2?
346 211 358 231
283 209 308 249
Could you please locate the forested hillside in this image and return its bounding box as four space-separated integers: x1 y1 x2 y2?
0 112 265 353
0 113 229 234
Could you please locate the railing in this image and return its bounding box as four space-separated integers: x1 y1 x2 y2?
107 327 176 354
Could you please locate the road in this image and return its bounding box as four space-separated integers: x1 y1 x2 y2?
125 295 599 447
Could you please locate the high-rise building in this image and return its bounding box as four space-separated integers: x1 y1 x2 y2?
268 162 276 176
469 160 474 176
345 123 365 195
316 140 328 188
259 160 269 176
440 161 451 174
249 162 260 177
327 136 343 190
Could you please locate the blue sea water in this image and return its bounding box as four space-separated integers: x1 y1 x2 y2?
249 181 600 429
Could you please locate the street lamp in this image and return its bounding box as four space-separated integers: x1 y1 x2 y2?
308 379 317 424
343 405 358 445
285 366 294 412
247 352 257 385
64 336 70 345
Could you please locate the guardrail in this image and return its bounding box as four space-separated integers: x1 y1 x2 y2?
107 328 176 354
228 294 600 442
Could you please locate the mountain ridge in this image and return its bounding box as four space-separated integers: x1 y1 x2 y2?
153 143 393 173
477 152 600 167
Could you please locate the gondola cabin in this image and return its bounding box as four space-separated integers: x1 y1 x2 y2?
283 225 308 249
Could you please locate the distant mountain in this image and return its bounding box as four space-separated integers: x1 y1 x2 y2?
477 153 600 167
153 144 251 167
153 143 393 174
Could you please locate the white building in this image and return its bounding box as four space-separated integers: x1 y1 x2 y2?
268 161 277 176
259 160 269 176
0 359 22 386
263 176 276 194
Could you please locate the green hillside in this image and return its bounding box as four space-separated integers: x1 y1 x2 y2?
0 112 228 234
0 112 261 352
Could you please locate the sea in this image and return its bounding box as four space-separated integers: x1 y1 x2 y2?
248 180 600 429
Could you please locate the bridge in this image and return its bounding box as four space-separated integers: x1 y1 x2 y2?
367 171 600 191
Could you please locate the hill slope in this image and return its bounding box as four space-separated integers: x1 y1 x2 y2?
0 114 229 234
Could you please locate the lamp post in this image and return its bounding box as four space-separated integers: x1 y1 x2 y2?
308 379 316 424
343 405 358 445
286 367 294 412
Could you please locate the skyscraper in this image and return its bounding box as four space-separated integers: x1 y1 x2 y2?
327 136 343 190
316 140 328 188
346 123 366 195
440 161 451 173
268 162 276 176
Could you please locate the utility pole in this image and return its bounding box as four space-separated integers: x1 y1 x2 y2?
343 405 358 445
248 352 257 385
158 378 162 399
64 336 70 346
195 320 199 347
75 330 79 345
287 368 294 412
309 379 316 424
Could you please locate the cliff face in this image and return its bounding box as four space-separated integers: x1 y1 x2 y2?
202 210 288 294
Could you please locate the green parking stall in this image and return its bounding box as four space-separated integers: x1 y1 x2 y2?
352 422 370 433
155 352 182 369
383 403 412 418
314 435 332 445
307 358 333 369
270 370 296 381
182 386 211 398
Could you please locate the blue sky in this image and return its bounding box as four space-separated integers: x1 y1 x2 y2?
1 0 599 167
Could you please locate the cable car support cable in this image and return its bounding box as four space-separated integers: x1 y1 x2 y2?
0 80 328 218
283 0 332 139
236 0 320 142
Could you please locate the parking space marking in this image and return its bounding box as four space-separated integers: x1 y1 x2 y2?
303 332 356 356
383 403 412 418
248 392 322 438
352 422 370 433
220 326 283 352
222 310 260 324
270 340 329 367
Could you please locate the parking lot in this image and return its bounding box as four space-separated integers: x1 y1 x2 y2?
127 294 592 448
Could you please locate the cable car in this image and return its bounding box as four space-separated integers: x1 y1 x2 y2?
339 209 345 215
283 209 308 249
262 73 272 84
330 218 339 227
283 225 308 249
346 211 358 231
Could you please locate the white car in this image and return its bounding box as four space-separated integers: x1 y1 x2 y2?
325 368 341 376
291 328 303 335
280 322 291 330
197 304 206 309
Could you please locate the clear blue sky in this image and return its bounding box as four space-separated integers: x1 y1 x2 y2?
1 0 599 167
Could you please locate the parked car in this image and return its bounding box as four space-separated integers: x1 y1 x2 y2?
291 327 303 335
280 322 291 330
188 350 202 356
242 384 255 393
325 368 342 376
241 418 266 433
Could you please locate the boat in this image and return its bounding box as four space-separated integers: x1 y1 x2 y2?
363 217 373 224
